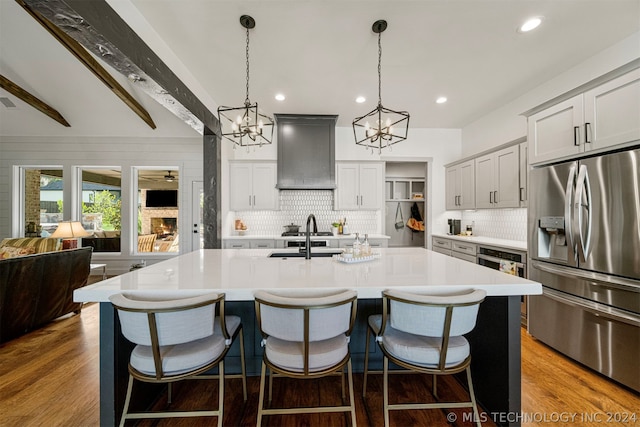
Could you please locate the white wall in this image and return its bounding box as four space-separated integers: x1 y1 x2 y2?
461 31 640 156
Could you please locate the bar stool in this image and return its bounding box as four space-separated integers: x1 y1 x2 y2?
109 291 247 427
363 288 487 427
254 288 358 426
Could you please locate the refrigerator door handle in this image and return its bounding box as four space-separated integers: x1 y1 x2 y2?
542 287 640 327
575 165 593 262
564 164 577 254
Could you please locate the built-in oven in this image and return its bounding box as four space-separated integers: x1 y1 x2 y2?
286 240 329 248
477 246 528 325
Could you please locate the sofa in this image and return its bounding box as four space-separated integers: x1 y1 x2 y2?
0 246 93 344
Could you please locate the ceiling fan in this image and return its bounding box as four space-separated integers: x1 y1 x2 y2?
164 171 176 182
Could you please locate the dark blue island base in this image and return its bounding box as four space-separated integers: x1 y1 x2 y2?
99 296 522 426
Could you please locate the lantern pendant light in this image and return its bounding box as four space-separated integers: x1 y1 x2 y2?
352 20 409 153
217 15 274 148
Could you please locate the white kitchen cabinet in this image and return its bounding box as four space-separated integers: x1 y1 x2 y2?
224 239 275 249
432 236 476 263
583 69 640 152
528 68 640 165
475 145 520 209
335 162 383 210
229 161 278 211
519 141 528 208
445 160 475 210
339 237 388 249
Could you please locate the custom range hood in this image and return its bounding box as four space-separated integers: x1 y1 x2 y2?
275 114 337 189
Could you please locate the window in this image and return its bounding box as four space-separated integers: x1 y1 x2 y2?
23 168 64 237
136 168 180 253
80 168 122 253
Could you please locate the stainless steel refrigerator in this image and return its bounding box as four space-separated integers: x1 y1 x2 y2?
528 146 639 392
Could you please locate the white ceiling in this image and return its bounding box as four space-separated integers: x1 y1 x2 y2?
1 0 639 137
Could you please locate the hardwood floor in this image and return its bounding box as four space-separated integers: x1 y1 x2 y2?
0 303 638 426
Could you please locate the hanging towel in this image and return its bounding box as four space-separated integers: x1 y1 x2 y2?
499 260 518 276
394 203 404 230
407 202 425 232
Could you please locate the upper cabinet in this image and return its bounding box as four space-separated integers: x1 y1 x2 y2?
528 68 640 165
445 160 475 210
519 141 528 207
475 145 520 209
335 162 383 210
229 161 279 211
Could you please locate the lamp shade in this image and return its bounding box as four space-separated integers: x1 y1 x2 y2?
50 221 91 239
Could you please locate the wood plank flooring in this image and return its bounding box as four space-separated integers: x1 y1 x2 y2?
0 303 638 426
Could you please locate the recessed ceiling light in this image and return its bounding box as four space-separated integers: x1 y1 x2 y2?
436 96 447 104
518 17 543 33
355 96 366 103
275 93 285 101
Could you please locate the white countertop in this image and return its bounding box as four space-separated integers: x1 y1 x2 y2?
432 233 527 252
224 233 390 240
75 247 541 302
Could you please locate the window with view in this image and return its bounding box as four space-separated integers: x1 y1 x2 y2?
80 168 122 253
23 168 63 237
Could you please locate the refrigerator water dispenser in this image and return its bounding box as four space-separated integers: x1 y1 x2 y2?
538 216 567 261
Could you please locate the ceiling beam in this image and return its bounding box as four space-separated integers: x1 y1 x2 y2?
0 74 70 127
16 0 156 129
20 0 219 135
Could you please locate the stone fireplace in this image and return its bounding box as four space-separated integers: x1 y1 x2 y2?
150 217 177 239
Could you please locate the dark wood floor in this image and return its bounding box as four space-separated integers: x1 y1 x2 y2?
0 302 638 427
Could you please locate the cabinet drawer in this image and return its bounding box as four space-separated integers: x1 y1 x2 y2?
250 240 275 249
224 240 250 249
452 251 477 264
432 246 452 256
432 237 452 250
452 241 477 256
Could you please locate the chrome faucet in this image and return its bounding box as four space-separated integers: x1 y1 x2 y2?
305 214 317 259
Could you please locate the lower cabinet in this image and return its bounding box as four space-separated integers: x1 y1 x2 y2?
339 237 389 249
432 237 477 263
223 239 275 249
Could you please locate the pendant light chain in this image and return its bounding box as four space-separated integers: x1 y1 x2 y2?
245 25 251 105
377 30 382 108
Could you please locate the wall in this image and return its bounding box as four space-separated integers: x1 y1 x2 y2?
461 32 640 156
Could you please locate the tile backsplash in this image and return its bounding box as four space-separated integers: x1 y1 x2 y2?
228 190 380 236
460 208 527 242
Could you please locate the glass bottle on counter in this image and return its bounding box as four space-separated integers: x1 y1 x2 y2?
362 234 371 256
353 233 361 257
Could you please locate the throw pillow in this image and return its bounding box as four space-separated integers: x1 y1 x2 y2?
0 246 36 259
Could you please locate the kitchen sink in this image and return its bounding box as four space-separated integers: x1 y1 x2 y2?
268 250 343 258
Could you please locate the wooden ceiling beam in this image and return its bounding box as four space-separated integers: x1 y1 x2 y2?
0 74 70 127
16 0 156 129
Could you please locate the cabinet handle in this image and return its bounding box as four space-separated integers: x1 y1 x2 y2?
253 195 256 205
489 192 493 204
585 123 591 144
494 191 498 203
249 195 252 206
573 126 580 146
520 187 525 201
360 195 363 205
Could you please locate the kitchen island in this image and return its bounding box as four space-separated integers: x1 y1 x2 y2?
75 247 541 427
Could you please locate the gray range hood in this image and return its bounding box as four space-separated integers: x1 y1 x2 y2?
274 114 337 190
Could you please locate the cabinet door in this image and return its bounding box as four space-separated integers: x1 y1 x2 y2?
528 95 583 165
584 69 640 152
495 145 520 208
475 154 494 209
252 163 278 210
519 142 528 207
336 163 360 210
359 163 382 210
229 163 253 211
445 166 459 210
459 160 475 209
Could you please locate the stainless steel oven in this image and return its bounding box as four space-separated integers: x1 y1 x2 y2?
477 246 528 325
286 240 329 248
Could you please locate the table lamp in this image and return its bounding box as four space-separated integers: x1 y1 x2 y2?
50 221 91 249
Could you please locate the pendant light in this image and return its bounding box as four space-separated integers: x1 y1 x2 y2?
352 20 409 153
217 15 274 148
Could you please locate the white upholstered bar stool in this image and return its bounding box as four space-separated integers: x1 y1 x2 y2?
254 289 358 427
363 288 487 427
109 291 247 427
